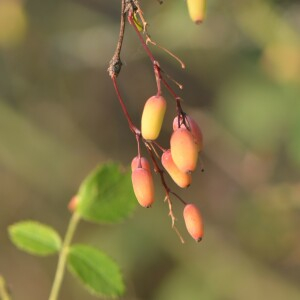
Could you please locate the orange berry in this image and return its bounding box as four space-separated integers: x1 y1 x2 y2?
161 150 192 188
186 0 206 24
170 128 199 173
141 95 167 140
183 204 204 242
131 167 155 208
131 156 151 172
173 115 203 152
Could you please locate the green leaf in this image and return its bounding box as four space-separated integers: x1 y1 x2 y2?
67 244 125 298
8 220 62 256
77 162 136 223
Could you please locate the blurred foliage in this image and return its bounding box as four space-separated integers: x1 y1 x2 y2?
1 0 300 299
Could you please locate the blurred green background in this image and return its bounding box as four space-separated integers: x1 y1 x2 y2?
1 0 300 299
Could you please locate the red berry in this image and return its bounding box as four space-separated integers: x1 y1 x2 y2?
161 150 192 188
131 167 155 208
131 156 151 172
170 128 199 173
173 115 203 152
183 204 204 242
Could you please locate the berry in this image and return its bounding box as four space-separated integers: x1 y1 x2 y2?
141 95 167 140
170 128 199 173
131 167 155 208
183 204 203 242
161 150 192 188
131 156 151 172
186 0 206 24
173 115 203 152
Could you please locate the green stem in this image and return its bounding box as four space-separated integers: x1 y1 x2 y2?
48 212 81 300
0 275 11 300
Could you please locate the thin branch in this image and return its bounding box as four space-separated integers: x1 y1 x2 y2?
107 0 191 243
144 141 185 244
128 12 156 63
108 0 126 78
112 76 140 136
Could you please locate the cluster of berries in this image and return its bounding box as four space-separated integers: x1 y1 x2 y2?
130 94 204 242
108 0 207 242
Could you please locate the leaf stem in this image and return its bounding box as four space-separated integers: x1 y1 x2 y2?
0 276 11 300
48 212 81 300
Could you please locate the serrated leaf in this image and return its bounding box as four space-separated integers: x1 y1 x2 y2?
67 244 125 298
8 220 62 256
77 162 136 223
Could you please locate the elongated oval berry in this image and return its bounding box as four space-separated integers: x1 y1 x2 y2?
173 115 203 152
183 204 203 242
141 95 167 140
187 0 206 24
131 156 150 172
131 167 155 208
161 150 192 188
170 128 199 173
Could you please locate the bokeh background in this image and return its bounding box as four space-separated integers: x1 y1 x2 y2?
1 0 300 299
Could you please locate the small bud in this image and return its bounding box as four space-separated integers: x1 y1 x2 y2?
68 195 79 212
183 204 204 242
133 12 143 32
141 95 167 140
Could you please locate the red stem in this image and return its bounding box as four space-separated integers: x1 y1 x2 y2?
128 12 162 96
170 191 187 206
112 76 140 136
128 13 155 63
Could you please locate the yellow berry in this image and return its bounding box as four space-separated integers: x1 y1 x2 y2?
141 95 167 140
186 0 206 24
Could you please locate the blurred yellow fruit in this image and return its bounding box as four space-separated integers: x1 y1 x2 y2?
0 0 28 48
262 44 300 83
